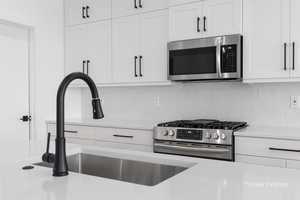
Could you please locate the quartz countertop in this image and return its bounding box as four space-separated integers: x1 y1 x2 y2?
46 119 159 131
235 126 300 140
4 143 300 200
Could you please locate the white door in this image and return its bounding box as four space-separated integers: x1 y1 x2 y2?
290 0 300 78
169 2 203 41
65 0 86 26
86 20 112 84
202 0 242 37
243 0 290 80
85 0 111 22
112 15 140 83
139 10 168 82
112 0 139 18
0 22 30 160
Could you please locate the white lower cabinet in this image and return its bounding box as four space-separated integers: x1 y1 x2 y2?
235 136 300 170
47 122 153 152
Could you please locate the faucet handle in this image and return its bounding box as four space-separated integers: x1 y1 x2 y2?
42 132 55 163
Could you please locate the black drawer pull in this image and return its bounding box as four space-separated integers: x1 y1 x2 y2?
197 17 200 32
86 6 90 18
113 134 134 139
82 7 86 19
134 56 138 77
134 0 138 9
203 16 207 32
139 0 142 8
284 43 287 71
269 147 300 153
293 42 295 71
139 55 143 77
65 130 78 134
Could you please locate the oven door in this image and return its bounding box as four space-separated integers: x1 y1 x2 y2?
168 37 221 81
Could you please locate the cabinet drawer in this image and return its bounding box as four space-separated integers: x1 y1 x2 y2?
47 124 94 139
287 160 300 170
236 137 300 160
94 127 153 146
236 154 286 168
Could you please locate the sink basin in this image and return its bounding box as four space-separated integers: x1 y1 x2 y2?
34 153 188 186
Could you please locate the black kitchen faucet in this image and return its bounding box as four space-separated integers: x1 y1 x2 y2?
43 72 104 177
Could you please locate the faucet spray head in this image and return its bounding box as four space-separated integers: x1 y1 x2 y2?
92 98 104 119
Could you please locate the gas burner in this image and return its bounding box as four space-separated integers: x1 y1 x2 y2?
157 119 247 131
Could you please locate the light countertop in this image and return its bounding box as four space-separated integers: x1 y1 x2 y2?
46 119 158 131
4 143 300 200
235 126 300 140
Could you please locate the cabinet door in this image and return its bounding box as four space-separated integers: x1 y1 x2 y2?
65 25 87 75
139 10 168 82
112 0 139 18
65 0 86 26
86 21 112 84
139 0 168 13
169 2 203 41
243 0 290 80
202 0 242 37
112 16 140 83
85 0 111 22
290 0 300 78
236 154 286 168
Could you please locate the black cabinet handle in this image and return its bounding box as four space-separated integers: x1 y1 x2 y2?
293 42 295 71
65 130 78 134
139 56 143 77
284 43 287 71
134 56 138 77
134 0 138 8
203 16 207 32
82 60 86 73
87 60 90 75
113 134 134 139
82 7 86 19
139 0 142 8
86 6 90 18
269 147 300 153
197 17 201 32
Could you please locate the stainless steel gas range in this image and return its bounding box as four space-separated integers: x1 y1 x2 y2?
154 119 247 161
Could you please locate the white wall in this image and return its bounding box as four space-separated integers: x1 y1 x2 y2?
0 1 81 141
82 82 300 128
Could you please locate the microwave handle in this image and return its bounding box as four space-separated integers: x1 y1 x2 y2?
216 42 222 77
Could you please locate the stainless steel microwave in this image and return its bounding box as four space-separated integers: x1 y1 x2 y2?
168 34 243 81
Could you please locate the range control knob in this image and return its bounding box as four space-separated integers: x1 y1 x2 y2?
220 133 227 140
213 133 219 140
168 130 176 136
163 130 169 136
205 133 211 139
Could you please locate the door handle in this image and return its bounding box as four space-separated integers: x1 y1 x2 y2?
284 43 287 71
82 7 86 19
197 17 201 32
20 115 32 122
134 56 138 77
113 134 134 139
293 42 295 71
86 6 90 18
269 147 300 153
86 60 90 75
139 56 143 77
134 0 138 9
82 60 86 73
203 16 207 32
139 0 142 8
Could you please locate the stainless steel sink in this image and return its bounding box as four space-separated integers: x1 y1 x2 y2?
34 153 188 186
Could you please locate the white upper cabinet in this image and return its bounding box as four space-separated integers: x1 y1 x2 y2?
139 10 168 82
169 2 202 41
65 21 112 84
169 0 242 41
112 10 169 83
290 0 300 78
202 0 242 37
112 0 168 18
65 0 111 26
243 0 290 80
112 15 140 83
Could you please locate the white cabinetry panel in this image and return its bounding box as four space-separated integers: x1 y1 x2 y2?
287 160 300 170
236 154 286 168
243 0 290 80
139 10 168 82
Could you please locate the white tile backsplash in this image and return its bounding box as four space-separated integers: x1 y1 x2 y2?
81 82 300 128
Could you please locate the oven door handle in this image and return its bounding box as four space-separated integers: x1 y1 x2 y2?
154 143 230 153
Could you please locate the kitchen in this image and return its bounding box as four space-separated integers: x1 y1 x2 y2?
1 0 300 199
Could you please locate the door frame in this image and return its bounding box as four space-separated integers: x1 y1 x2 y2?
0 19 36 141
